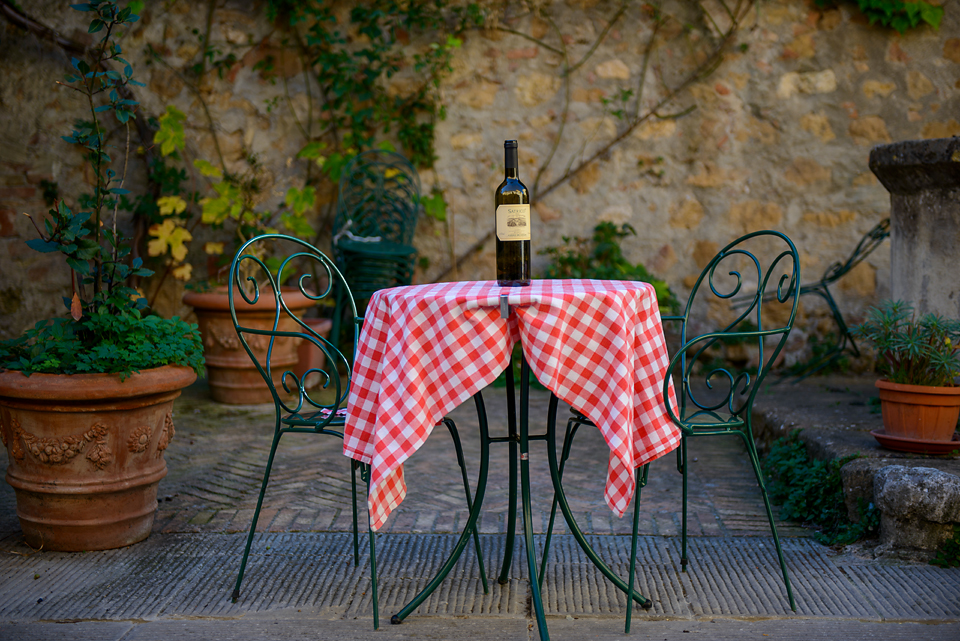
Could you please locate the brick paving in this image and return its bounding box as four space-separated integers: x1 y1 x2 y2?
130 381 807 540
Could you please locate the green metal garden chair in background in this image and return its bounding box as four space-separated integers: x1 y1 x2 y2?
227 234 486 629
543 230 801 628
782 218 889 381
331 150 421 349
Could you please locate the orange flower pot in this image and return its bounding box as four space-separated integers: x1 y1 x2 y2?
875 379 960 442
0 366 197 551
184 287 314 404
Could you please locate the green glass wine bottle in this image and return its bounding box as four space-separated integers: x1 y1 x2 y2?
495 140 531 286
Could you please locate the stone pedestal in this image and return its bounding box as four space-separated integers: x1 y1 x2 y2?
869 137 960 319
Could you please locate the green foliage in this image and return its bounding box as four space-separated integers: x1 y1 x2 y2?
9 2 204 376
0 300 203 379
852 300 960 387
421 187 447 222
539 222 680 314
816 0 943 33
931 524 960 568
763 431 880 546
269 0 474 168
784 331 850 377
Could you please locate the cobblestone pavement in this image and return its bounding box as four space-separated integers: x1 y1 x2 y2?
79 381 807 541
4 380 960 641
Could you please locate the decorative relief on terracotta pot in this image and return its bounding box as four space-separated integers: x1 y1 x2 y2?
210 327 240 350
246 333 270 351
0 415 7 448
156 412 175 458
12 419 113 470
7 418 23 460
128 425 153 453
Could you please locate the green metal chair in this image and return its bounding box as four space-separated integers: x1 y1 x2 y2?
227 234 485 628
784 218 889 381
331 150 421 348
545 230 801 625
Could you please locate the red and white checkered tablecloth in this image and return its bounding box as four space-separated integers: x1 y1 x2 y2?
343 280 680 531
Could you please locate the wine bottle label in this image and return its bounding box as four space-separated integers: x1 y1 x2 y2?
496 204 531 241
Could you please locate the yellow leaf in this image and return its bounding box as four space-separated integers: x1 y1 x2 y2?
157 195 187 216
172 263 193 281
148 219 193 261
147 236 166 257
383 168 399 179
204 242 224 255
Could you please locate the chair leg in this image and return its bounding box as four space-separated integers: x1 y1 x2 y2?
679 436 689 571
232 430 283 602
362 463 380 630
540 415 580 587
741 432 796 611
351 459 360 566
625 464 649 633
442 417 488 594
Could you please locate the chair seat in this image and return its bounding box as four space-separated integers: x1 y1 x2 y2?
569 407 743 432
338 238 418 258
678 407 744 431
282 407 349 428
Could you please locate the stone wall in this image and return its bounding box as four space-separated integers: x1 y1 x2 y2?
2 0 958 366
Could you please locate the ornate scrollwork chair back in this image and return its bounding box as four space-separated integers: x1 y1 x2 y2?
330 150 422 347
665 230 801 428
333 149 421 247
663 230 800 612
785 217 889 380
229 234 357 420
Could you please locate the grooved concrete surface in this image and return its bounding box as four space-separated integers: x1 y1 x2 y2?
1 383 959 640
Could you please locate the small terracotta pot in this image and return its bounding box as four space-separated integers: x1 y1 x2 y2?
183 287 314 404
294 318 333 390
875 379 960 442
0 365 197 551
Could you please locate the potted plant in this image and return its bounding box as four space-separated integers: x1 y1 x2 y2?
852 300 960 451
0 2 204 551
142 99 322 403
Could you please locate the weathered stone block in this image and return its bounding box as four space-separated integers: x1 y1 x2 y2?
874 465 960 555
840 458 887 522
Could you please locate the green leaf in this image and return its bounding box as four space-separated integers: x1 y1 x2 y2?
25 238 61 253
193 158 223 178
296 141 327 160
66 257 91 274
421 189 446 222
280 212 314 237
284 186 316 216
154 105 186 156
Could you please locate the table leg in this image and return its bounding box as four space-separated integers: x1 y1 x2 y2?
390 393 492 625
499 360 519 585
519 352 549 640
545 394 653 609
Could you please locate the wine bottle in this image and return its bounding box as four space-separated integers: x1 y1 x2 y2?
495 140 531 287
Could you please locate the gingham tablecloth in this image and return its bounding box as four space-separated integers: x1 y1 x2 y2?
343 280 680 531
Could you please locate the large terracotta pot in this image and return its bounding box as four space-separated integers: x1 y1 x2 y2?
184 287 314 404
0 365 197 551
875 379 960 442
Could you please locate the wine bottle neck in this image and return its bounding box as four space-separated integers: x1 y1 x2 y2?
504 144 518 176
